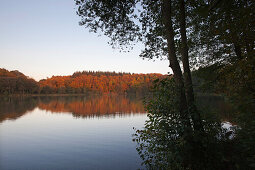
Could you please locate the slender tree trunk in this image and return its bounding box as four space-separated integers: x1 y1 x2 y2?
227 12 244 60
179 0 203 132
233 42 242 60
245 36 253 59
162 0 191 129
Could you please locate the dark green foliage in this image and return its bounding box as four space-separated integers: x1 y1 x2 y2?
133 77 255 169
192 64 222 93
188 0 255 67
75 0 140 51
133 78 225 169
0 68 39 95
220 58 255 169
75 0 170 60
193 57 255 169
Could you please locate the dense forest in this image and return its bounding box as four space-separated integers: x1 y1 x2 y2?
0 68 165 95
0 68 39 94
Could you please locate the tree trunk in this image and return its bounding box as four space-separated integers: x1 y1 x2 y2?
179 0 203 132
233 42 242 60
162 0 191 129
245 36 253 59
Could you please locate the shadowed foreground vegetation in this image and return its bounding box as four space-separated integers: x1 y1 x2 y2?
134 77 254 169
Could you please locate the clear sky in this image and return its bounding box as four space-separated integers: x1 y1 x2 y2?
0 0 170 81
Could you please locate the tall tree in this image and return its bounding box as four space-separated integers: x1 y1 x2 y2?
161 0 191 130
74 0 203 132
178 0 202 131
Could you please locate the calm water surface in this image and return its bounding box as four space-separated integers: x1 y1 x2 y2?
0 95 147 170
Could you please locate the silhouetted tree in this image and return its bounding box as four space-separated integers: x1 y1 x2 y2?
74 0 204 134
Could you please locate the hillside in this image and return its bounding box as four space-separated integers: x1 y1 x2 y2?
0 68 39 94
39 71 165 94
0 68 166 95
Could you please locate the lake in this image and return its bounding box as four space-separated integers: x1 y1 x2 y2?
0 94 233 170
0 95 147 170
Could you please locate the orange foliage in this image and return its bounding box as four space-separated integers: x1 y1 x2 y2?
39 71 166 94
0 68 166 94
38 95 145 117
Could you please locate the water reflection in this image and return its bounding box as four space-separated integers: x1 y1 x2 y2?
0 95 145 122
0 95 147 170
196 95 234 122
0 97 39 122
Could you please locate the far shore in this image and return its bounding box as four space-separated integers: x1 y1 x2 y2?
0 92 224 98
0 92 144 97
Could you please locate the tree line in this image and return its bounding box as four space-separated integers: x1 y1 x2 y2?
0 68 165 95
0 68 39 94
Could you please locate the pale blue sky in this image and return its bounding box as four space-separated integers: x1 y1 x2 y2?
0 0 170 81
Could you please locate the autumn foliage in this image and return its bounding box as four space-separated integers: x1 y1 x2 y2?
0 68 165 94
39 71 165 94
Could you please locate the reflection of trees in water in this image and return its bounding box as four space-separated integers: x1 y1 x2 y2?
0 95 233 123
0 95 145 122
196 95 234 122
38 95 145 118
0 96 39 122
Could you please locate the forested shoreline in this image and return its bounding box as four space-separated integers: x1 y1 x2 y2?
0 68 165 95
